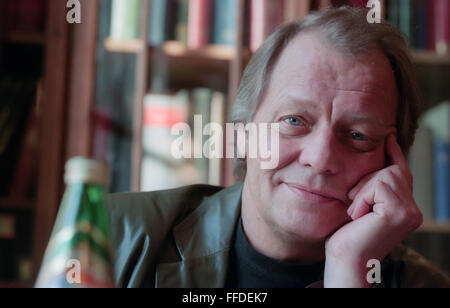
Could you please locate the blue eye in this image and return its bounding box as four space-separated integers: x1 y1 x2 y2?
284 117 303 126
351 132 367 141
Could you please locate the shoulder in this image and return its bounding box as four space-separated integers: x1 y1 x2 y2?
107 184 223 226
106 184 224 287
382 244 450 288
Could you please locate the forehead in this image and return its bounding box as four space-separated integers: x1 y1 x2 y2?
259 32 399 123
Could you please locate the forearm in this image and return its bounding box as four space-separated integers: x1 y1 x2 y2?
324 256 372 288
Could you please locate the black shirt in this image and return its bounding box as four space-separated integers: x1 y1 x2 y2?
225 218 325 288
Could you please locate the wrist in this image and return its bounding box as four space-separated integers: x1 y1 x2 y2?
324 256 371 288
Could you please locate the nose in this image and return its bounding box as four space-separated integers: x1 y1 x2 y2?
298 126 341 175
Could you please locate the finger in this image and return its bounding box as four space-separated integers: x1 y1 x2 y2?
348 187 374 220
348 170 407 219
386 134 408 172
348 171 377 201
386 134 413 190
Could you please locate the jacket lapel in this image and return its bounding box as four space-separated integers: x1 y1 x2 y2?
155 181 243 288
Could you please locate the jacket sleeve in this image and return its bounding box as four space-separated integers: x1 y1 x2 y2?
382 245 450 288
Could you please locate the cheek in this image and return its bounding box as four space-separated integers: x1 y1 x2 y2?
345 148 387 186
274 139 302 170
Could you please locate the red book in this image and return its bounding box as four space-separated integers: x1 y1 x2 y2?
4 0 18 31
187 0 212 49
331 0 368 8
430 0 450 54
91 107 112 162
250 0 285 53
16 0 45 32
285 0 311 22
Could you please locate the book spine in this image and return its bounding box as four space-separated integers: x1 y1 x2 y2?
432 0 450 54
91 107 112 162
148 0 170 46
9 83 42 199
176 0 190 44
15 0 45 32
4 0 18 32
110 0 141 40
191 88 213 183
399 0 412 47
332 0 368 8
284 0 311 22
212 0 238 46
208 91 225 186
433 140 450 221
141 92 190 191
250 0 284 53
413 0 428 50
387 0 400 29
188 0 212 49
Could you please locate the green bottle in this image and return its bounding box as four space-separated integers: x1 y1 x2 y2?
35 157 114 288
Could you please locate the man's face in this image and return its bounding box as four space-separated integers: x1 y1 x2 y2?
244 33 399 244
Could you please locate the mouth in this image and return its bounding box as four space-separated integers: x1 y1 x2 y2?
283 182 344 204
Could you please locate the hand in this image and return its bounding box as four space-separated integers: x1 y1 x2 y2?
324 134 423 288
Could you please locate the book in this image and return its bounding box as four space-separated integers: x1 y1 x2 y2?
430 0 450 54
9 82 42 199
187 0 212 49
284 0 311 22
208 91 225 186
91 106 113 163
422 102 450 222
141 91 193 191
250 0 285 53
109 0 141 41
191 88 213 183
148 0 175 46
398 0 413 46
331 0 368 8
3 0 18 32
175 0 189 44
412 0 428 50
387 0 400 29
212 0 238 46
0 76 37 196
15 0 45 32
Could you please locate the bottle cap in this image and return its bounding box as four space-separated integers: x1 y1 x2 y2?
64 157 110 187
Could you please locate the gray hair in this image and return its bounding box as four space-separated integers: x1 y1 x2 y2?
231 6 420 179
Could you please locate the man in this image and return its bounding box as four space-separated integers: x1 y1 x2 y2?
108 7 450 288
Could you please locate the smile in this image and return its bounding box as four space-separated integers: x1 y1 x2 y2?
283 183 341 204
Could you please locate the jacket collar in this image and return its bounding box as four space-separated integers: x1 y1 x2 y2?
155 181 244 287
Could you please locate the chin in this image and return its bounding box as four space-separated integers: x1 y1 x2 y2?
267 185 350 242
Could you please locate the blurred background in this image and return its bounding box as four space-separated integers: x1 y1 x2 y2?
0 0 449 287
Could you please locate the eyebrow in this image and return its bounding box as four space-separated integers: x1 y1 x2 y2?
339 114 394 131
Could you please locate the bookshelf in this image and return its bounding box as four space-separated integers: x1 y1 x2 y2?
0 0 448 286
0 0 71 286
77 0 450 277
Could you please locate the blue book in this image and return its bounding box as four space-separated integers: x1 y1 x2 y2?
413 0 428 50
433 141 450 221
423 102 450 222
399 0 412 46
212 0 238 46
148 0 170 46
